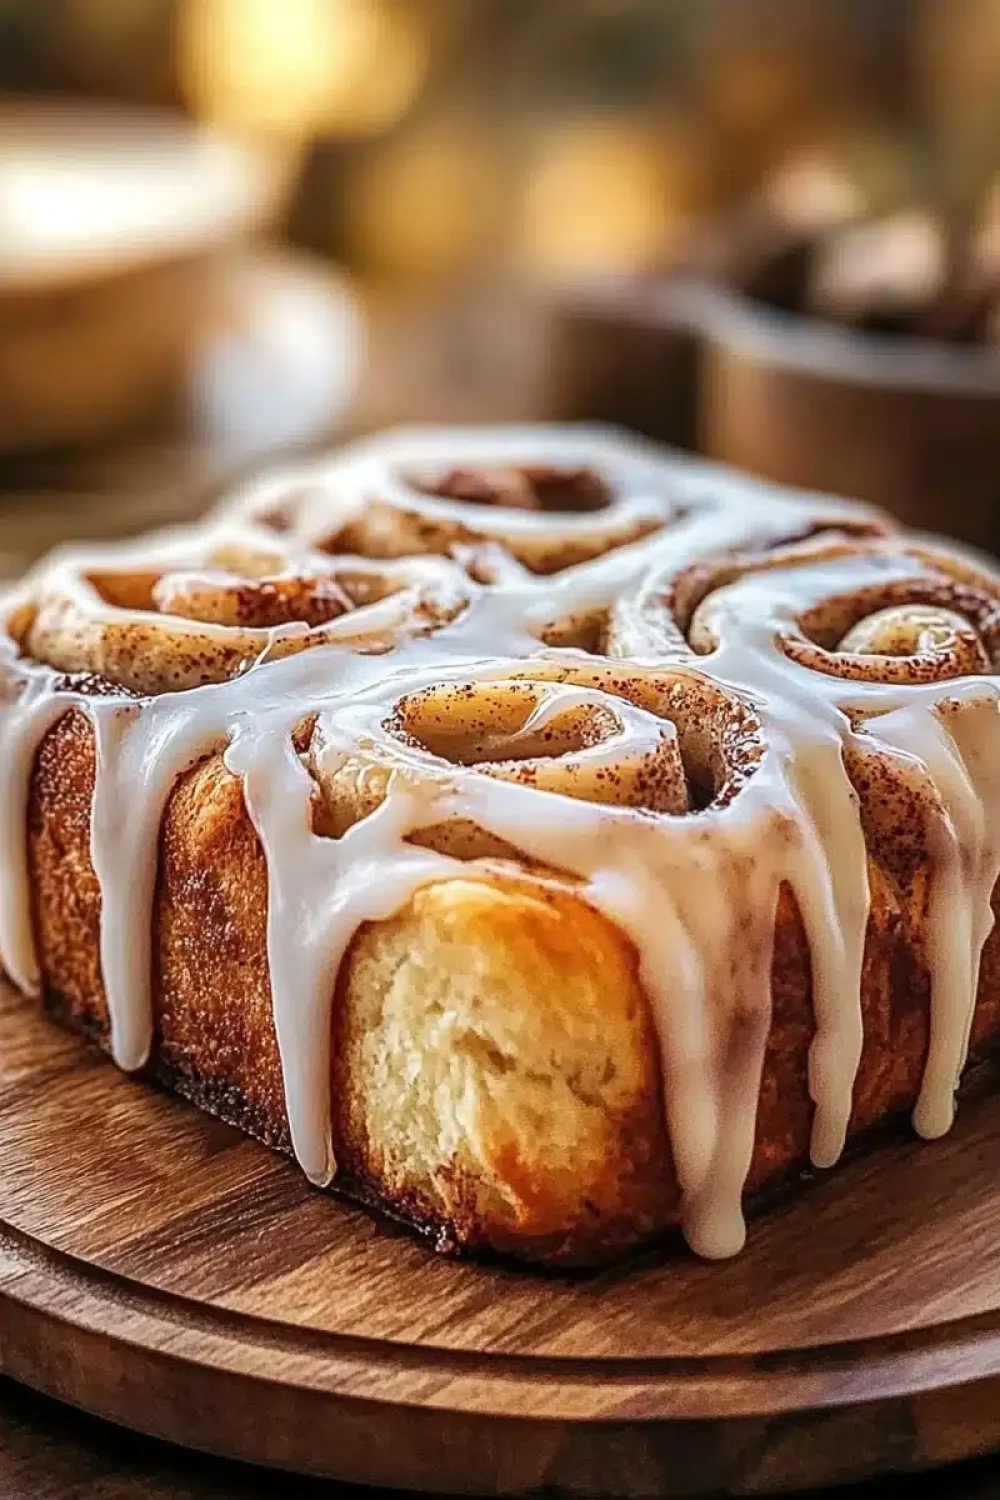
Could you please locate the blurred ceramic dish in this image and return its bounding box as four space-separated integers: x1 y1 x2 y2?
543 272 705 453
0 249 364 585
701 288 1000 553
0 98 293 454
545 155 1000 554
547 271 1000 554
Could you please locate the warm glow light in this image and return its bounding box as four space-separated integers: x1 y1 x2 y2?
765 154 865 234
0 116 275 285
347 119 498 276
519 123 669 273
178 0 427 139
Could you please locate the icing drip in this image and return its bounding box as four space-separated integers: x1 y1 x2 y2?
90 700 213 1070
2 423 999 1259
770 715 870 1171
588 827 779 1259
225 721 469 1183
0 668 71 994
869 694 1000 1138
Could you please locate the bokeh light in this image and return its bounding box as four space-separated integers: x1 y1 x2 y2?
346 117 501 277
178 0 428 139
518 121 674 273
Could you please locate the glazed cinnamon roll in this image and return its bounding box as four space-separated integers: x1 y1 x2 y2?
669 532 1000 681
309 663 761 840
15 527 470 692
229 425 687 575
5 424 1000 1267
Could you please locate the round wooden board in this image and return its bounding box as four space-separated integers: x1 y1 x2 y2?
2 978 1000 1497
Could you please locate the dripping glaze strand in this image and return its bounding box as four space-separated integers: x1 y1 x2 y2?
1 424 999 1261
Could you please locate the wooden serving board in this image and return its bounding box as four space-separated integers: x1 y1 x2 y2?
2 978 1000 1497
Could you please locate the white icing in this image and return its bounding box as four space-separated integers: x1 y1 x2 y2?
0 657 71 995
90 699 215 1070
1 422 999 1261
872 695 1000 1139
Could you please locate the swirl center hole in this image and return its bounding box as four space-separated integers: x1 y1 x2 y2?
405 464 612 514
837 604 980 659
390 682 620 766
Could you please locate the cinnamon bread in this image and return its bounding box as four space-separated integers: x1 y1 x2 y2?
2 425 1000 1266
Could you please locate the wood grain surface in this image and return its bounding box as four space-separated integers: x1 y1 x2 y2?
2 974 1000 1496
4 1375 1000 1500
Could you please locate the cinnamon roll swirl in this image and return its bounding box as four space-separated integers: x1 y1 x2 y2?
230 426 686 575
671 533 1000 682
5 424 1000 1267
16 529 470 693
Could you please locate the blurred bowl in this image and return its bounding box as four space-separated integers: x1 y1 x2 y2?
701 292 1000 551
0 98 293 454
545 272 1000 553
543 272 705 451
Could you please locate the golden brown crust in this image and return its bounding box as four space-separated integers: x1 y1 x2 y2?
29 708 675 1264
25 702 1000 1267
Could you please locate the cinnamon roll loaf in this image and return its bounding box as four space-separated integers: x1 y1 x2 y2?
4 425 1000 1267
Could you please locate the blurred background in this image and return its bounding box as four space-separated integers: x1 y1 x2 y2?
0 0 998 570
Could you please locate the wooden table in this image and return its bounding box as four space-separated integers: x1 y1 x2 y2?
1 256 999 1500
1 1372 998 1499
